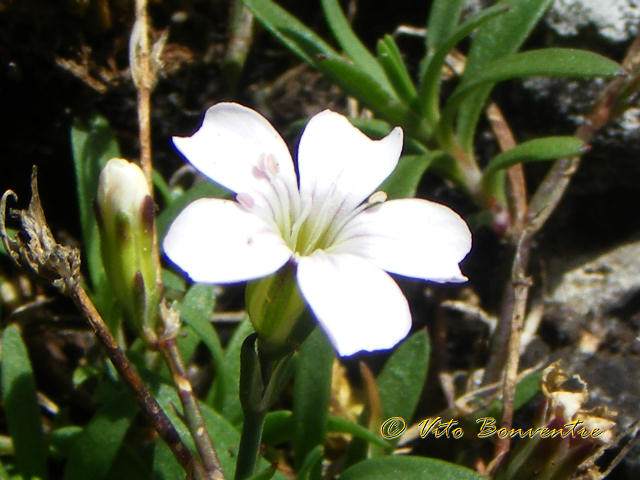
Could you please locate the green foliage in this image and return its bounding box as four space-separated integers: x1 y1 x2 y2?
340 456 488 480
457 0 554 154
1 325 48 480
71 115 119 293
293 329 334 475
377 330 430 423
244 0 622 228
62 386 138 480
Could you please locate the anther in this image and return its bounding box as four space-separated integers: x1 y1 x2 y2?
367 191 387 206
264 153 280 175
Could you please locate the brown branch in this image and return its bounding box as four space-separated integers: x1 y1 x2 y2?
158 311 225 480
68 284 204 477
485 103 527 234
486 32 640 473
131 0 155 191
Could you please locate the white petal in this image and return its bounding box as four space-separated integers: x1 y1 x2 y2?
297 110 403 218
296 252 411 356
163 199 291 283
332 199 471 283
172 103 300 223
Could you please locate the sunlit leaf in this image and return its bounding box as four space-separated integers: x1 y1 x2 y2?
456 0 554 153
321 0 392 93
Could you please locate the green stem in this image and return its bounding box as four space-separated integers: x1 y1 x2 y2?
235 334 295 480
235 409 267 480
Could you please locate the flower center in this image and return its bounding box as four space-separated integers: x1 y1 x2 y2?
237 153 388 258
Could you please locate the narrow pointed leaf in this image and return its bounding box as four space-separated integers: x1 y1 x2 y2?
425 0 465 54
484 136 587 176
380 152 440 199
340 456 487 480
262 410 389 448
419 4 509 123
439 49 623 145
293 329 334 476
377 35 418 104
242 0 337 65
321 0 392 92
1 325 47 480
217 316 254 424
456 0 554 153
71 115 120 291
377 330 430 424
243 0 410 125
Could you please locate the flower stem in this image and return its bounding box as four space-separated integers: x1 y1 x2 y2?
235 334 294 480
235 409 266 480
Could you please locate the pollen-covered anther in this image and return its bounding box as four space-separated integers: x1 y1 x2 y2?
236 192 255 209
264 153 280 175
367 191 387 206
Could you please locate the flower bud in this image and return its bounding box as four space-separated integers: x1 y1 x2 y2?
245 264 311 359
96 158 160 339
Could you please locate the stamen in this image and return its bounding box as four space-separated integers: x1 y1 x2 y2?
264 153 280 175
324 190 388 247
367 191 387 206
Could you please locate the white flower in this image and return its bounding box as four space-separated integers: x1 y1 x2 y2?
163 103 471 356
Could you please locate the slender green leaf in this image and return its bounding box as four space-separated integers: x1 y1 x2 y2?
242 0 337 66
340 456 487 480
63 387 138 480
157 181 228 240
243 0 411 127
327 416 388 448
439 49 623 146
380 152 440 199
484 136 587 176
377 35 418 104
297 445 324 480
425 0 465 54
218 317 254 424
178 285 227 408
1 325 48 480
70 115 120 291
321 0 392 92
456 0 554 153
314 56 411 126
419 4 509 124
262 410 388 448
377 330 430 423
294 329 334 477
